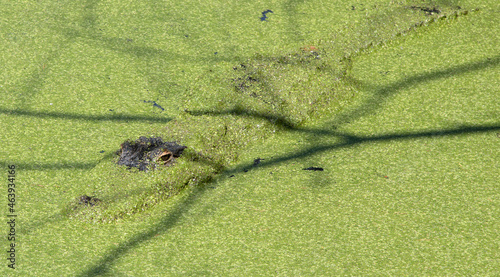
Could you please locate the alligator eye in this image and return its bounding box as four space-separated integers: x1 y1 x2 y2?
158 150 173 164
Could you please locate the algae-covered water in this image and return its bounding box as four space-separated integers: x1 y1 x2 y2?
1 0 499 275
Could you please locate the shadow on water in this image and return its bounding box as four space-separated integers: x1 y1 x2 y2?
11 0 239 114
76 50 500 275
10 0 496 275
76 122 500 276
185 105 297 130
1 107 171 124
0 151 117 171
224 124 500 174
0 161 98 171
77 184 210 277
329 55 500 128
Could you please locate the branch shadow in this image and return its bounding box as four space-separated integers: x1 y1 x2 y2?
0 161 98 171
185 104 297 130
77 184 210 277
191 54 500 172
75 122 500 276
225 124 500 174
76 51 499 275
1 107 171 124
0 150 117 171
329 55 500 127
9 0 238 127
13 1 491 274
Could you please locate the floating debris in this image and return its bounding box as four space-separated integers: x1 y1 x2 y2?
253 158 264 166
303 167 324 171
77 195 102 207
143 100 165 111
409 6 440 15
261 10 273 21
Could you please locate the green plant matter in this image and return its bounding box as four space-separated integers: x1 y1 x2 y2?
1 0 498 276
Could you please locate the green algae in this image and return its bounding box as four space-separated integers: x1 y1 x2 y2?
1 0 498 275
